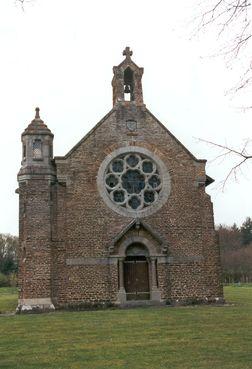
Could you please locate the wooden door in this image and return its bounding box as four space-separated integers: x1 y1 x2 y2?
124 257 150 300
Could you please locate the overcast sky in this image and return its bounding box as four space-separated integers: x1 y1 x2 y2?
0 0 251 235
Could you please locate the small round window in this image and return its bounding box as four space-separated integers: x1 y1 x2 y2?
104 153 162 211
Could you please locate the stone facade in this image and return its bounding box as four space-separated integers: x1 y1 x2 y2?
16 48 223 313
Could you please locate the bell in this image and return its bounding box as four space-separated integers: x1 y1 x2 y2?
124 84 131 93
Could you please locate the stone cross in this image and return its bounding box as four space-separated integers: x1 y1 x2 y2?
123 47 133 59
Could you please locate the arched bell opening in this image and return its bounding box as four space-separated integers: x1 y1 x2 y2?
123 243 150 301
123 67 134 101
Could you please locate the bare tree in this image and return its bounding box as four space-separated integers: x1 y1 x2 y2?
196 1 251 79
195 0 252 98
199 138 252 188
15 0 34 11
194 1 252 184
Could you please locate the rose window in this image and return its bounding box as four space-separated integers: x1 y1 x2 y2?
104 153 162 211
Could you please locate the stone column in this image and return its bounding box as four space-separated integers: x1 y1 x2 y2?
150 257 161 302
119 258 124 290
151 258 158 289
117 258 127 304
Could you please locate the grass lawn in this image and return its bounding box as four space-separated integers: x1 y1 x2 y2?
0 287 18 314
0 286 252 369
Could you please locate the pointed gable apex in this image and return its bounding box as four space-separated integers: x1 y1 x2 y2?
112 218 165 246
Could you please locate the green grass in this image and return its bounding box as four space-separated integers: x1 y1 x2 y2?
0 287 18 314
0 286 252 369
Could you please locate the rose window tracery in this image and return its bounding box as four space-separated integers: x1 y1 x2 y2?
104 153 162 211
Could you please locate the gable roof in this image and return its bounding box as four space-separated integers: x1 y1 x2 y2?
54 109 115 160
53 105 214 186
54 105 206 163
116 58 141 71
145 108 206 163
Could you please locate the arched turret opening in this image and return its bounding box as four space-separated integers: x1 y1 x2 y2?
33 139 42 159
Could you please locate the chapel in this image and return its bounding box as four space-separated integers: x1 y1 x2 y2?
17 47 223 312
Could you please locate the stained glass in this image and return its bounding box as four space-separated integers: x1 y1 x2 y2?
106 174 118 188
112 160 124 173
126 155 139 167
142 161 153 173
128 196 141 210
113 190 125 203
144 191 155 203
122 170 145 194
148 175 161 189
105 152 162 211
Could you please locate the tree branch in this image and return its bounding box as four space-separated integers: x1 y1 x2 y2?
197 138 252 189
15 0 34 11
194 0 252 102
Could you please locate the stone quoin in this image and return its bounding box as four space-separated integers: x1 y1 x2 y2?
16 48 223 313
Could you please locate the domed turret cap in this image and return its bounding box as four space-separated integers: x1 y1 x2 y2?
22 107 53 137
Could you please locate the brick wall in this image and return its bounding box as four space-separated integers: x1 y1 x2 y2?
45 102 223 307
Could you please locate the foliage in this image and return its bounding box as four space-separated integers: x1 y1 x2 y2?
217 217 252 283
217 222 242 251
0 286 252 368
240 216 252 245
0 234 18 277
221 245 252 283
0 287 17 313
0 273 9 288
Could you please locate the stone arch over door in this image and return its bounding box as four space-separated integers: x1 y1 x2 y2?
117 236 158 257
116 236 161 304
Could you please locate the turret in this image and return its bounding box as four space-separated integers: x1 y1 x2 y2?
18 107 55 180
16 108 56 313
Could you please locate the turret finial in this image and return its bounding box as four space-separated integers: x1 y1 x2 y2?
123 47 133 59
35 107 40 119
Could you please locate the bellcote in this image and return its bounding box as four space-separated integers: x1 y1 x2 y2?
112 47 144 106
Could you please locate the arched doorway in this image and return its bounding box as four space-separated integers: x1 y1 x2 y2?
123 243 150 301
